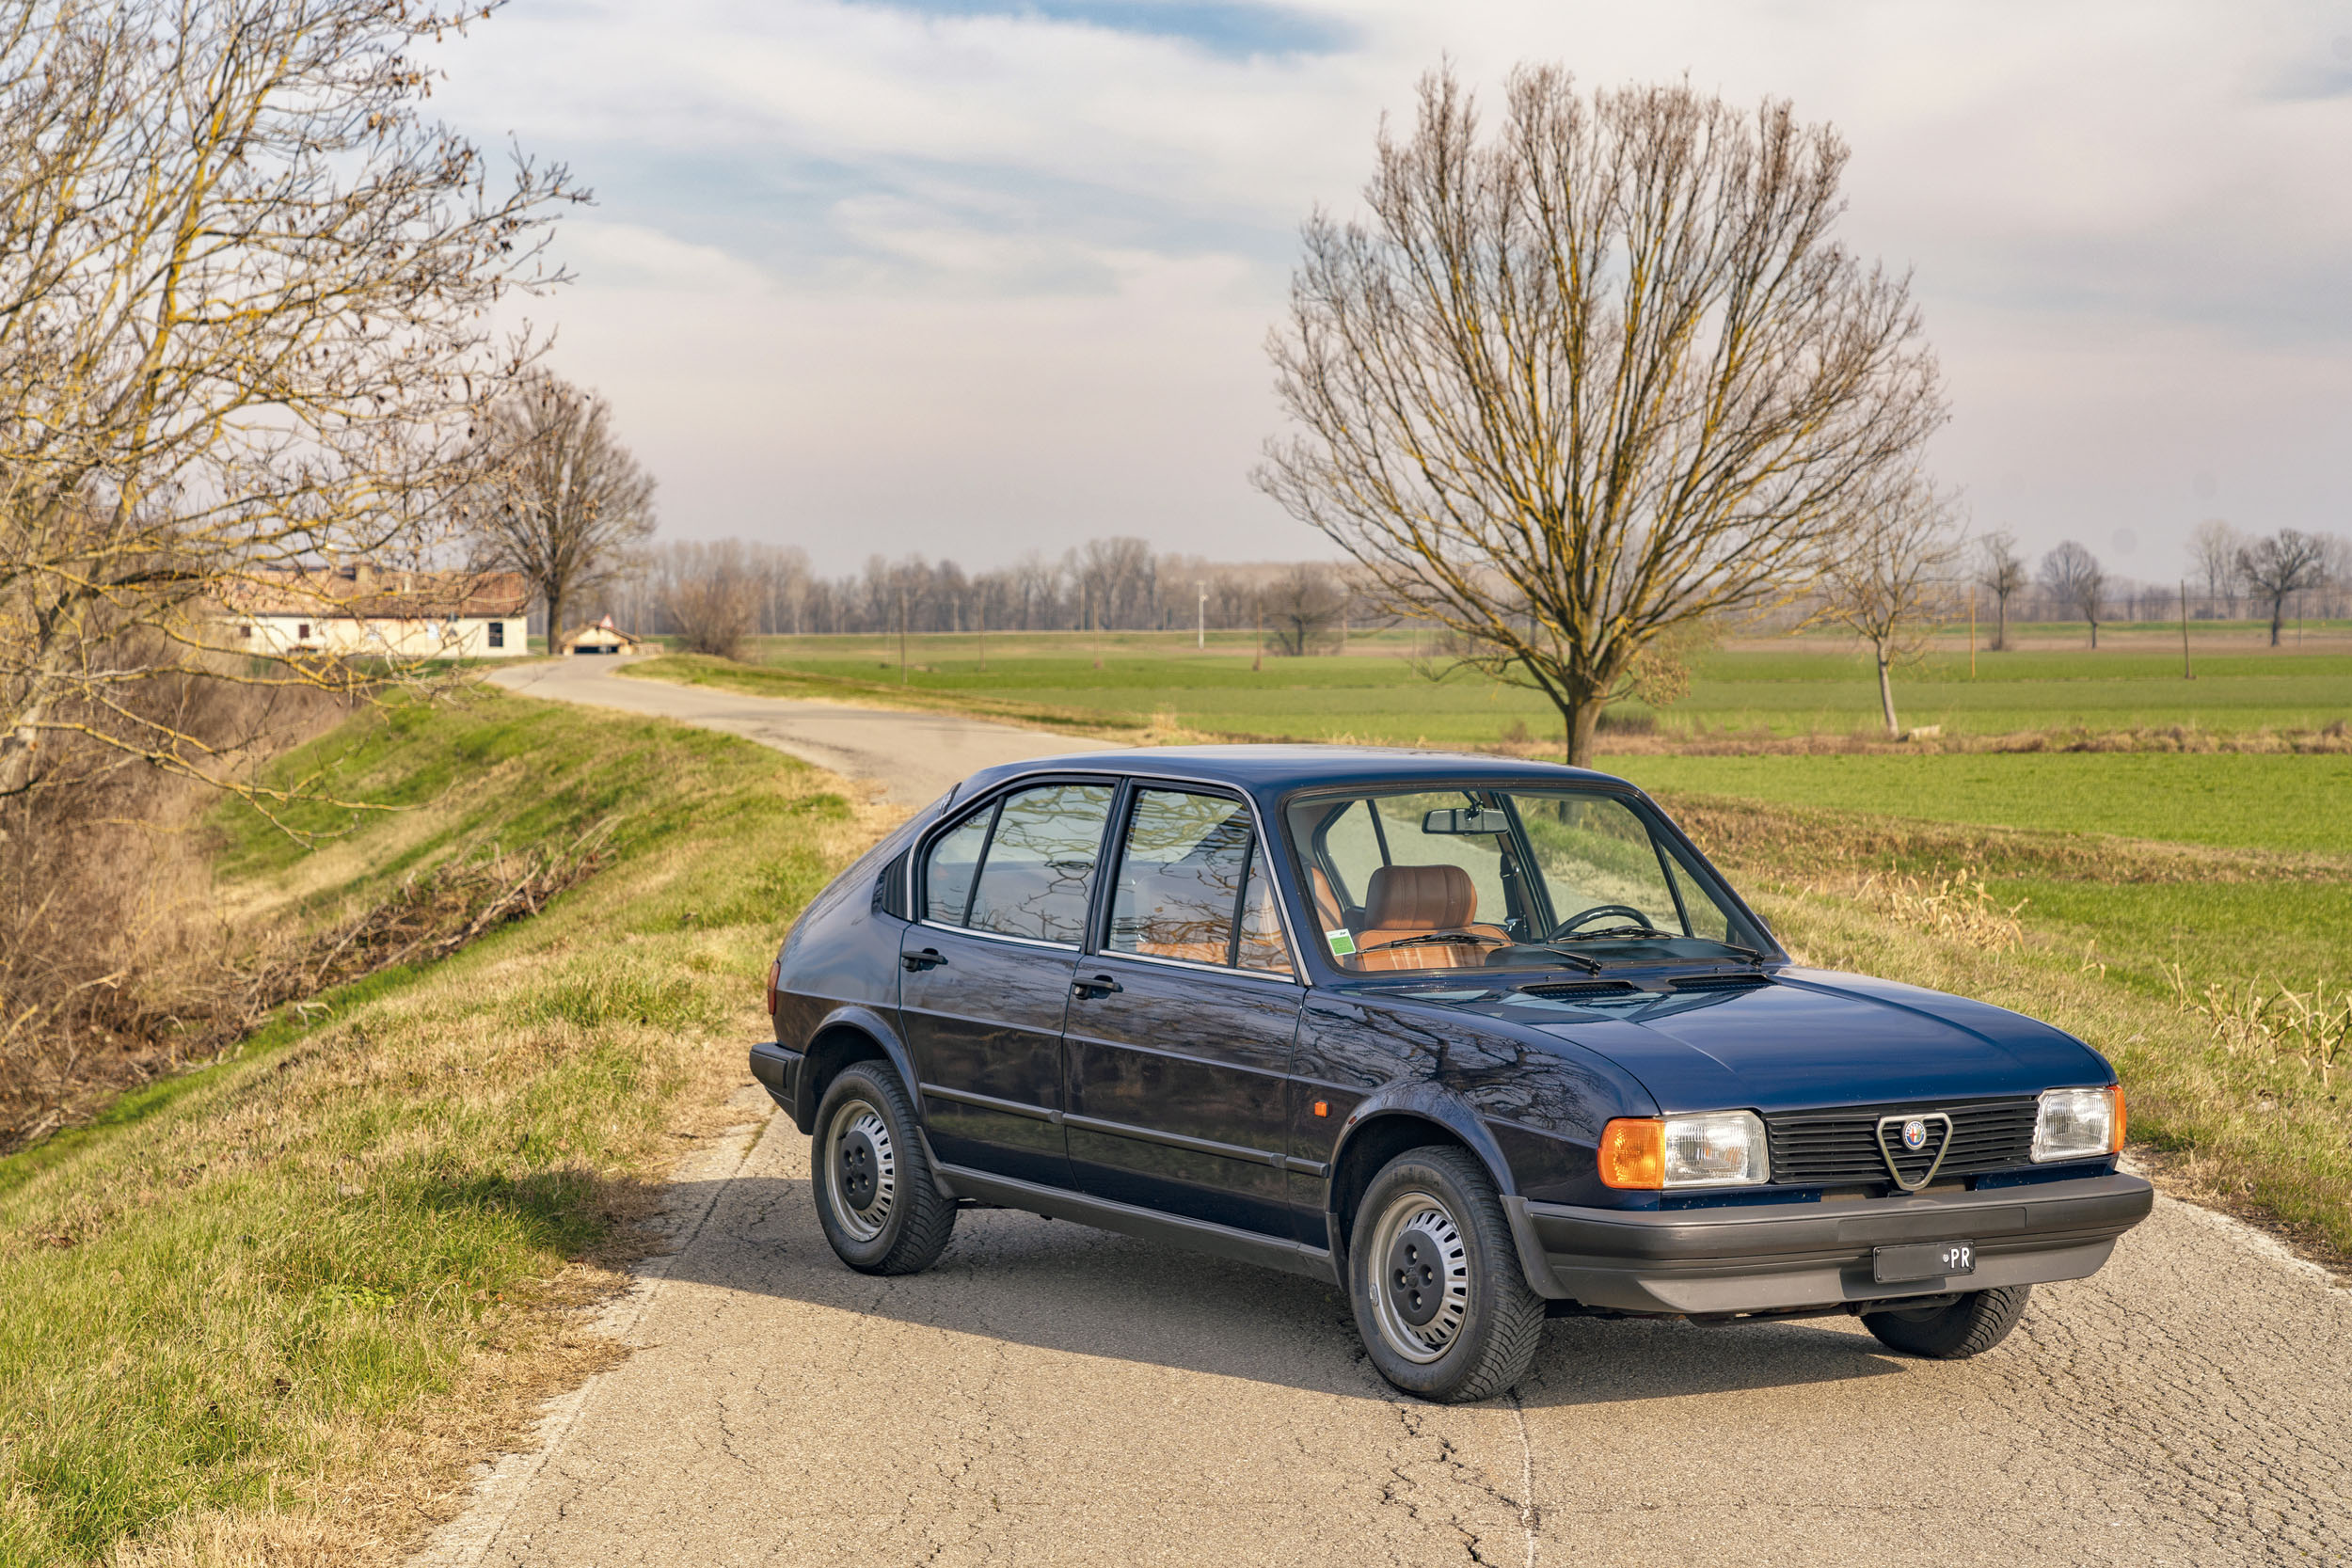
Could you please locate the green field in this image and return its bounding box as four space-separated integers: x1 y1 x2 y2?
1604 752 2352 852
705 630 2352 745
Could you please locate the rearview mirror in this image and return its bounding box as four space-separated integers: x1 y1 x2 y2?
1422 807 1510 835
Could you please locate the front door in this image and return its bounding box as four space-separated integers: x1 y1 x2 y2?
898 780 1115 1189
1061 785 1304 1238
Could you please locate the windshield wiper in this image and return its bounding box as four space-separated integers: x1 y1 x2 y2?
1520 945 1603 973
1359 931 1503 953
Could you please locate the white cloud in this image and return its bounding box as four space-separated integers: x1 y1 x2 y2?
430 0 2352 574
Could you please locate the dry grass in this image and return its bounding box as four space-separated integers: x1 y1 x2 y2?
0 688 892 1565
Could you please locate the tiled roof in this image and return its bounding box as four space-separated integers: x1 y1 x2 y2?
224 566 531 619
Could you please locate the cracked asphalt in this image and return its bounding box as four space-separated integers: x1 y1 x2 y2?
421 1109 2351 1567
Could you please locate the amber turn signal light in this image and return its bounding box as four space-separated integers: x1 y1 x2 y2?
765 958 781 1022
1598 1117 1664 1190
2111 1084 2127 1154
1312 1101 1329 1117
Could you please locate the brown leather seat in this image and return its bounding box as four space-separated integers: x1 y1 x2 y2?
1344 864 1507 972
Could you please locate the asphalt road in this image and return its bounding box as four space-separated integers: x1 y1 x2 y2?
486 654 1114 804
429 658 2352 1567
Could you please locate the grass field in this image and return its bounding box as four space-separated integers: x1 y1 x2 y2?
675 628 2352 746
0 690 867 1565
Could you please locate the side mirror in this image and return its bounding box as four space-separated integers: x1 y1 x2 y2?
1422 807 1510 835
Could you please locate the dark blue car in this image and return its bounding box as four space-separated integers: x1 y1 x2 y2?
754 747 2152 1402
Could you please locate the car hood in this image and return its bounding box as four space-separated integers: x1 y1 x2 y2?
1514 968 2113 1115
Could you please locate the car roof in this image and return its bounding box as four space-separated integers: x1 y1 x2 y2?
949 744 1634 803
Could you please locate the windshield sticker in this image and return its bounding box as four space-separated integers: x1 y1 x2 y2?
1325 928 1358 957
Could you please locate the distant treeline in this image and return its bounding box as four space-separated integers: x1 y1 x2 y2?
578 538 1372 640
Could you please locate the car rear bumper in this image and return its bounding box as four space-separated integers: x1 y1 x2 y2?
749 1040 802 1115
1502 1173 2153 1316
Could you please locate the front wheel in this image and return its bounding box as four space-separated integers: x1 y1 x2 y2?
811 1062 957 1275
1347 1146 1545 1403
1861 1285 2031 1358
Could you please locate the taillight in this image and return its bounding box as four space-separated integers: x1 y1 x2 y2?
765 958 781 1022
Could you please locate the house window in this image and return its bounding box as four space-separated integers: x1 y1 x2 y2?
488 621 505 649
296 623 310 640
236 625 251 640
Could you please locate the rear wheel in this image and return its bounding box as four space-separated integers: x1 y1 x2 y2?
1347 1146 1544 1403
811 1062 956 1275
1862 1285 2031 1358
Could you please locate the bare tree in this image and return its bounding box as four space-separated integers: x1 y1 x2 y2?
2038 541 2106 648
1972 531 2026 651
1256 68 1943 765
1810 476 1963 736
0 0 576 813
2234 529 2328 647
468 373 657 655
2188 519 2239 619
657 540 758 658
1262 564 1348 656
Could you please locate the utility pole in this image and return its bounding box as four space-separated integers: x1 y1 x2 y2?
2180 580 2194 680
1252 597 1263 673
1968 587 1977 678
898 585 908 684
1197 581 1205 651
977 600 986 673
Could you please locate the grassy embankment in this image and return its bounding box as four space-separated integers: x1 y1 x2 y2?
633 637 2352 1259
0 689 868 1566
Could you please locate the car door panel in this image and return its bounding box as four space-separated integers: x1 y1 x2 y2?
1063 956 1303 1236
899 927 1075 1187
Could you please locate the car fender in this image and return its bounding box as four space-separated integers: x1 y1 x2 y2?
800 1002 918 1121
1324 1079 1519 1274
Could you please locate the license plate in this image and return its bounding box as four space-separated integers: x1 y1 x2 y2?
1873 1240 1976 1284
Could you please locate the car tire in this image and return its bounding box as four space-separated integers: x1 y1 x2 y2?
1861 1285 2031 1358
811 1061 957 1275
1347 1146 1545 1403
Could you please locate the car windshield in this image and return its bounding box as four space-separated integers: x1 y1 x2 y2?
1282 786 1759 974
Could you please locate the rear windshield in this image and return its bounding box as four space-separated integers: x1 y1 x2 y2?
1283 786 1759 974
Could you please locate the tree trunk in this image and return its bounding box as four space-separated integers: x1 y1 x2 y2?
1994 595 2008 653
2269 596 2284 646
1876 644 1899 736
548 587 566 657
1562 695 1603 768
2088 616 2097 650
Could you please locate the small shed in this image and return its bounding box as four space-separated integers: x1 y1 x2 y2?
563 615 643 656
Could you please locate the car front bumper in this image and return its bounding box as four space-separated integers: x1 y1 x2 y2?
1502 1173 2153 1316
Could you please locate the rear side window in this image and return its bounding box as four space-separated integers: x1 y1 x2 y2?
965 783 1115 944
924 804 993 925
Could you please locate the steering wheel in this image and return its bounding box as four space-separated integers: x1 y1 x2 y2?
1549 904 1661 941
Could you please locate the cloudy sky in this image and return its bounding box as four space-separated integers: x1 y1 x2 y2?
430 0 2352 578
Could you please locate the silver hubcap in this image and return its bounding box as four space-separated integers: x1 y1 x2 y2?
1366 1188 1470 1364
825 1099 897 1243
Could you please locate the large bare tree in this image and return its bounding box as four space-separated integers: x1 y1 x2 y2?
0 0 576 813
467 373 656 654
1972 531 2025 652
2234 528 2328 647
1810 476 1963 736
2038 541 2106 648
1256 68 1944 764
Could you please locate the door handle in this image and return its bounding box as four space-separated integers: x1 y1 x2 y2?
1071 974 1121 999
901 948 949 973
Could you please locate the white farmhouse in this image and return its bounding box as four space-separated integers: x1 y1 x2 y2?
224 565 531 659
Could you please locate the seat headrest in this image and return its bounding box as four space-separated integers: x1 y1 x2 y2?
1362 863 1478 931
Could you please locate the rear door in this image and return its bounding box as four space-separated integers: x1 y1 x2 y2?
1060 784 1305 1238
898 780 1114 1189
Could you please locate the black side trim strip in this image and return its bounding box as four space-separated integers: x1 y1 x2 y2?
1061 1111 1283 1167
936 1164 1340 1286
1280 1156 1331 1178
920 1083 1061 1124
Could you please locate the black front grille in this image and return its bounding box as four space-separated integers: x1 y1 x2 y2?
1766 1098 2038 1187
